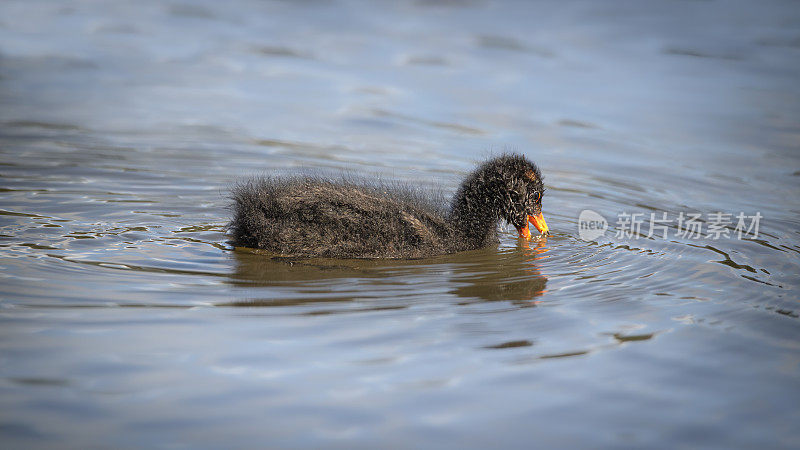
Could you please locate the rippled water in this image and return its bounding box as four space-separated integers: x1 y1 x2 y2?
1 0 799 448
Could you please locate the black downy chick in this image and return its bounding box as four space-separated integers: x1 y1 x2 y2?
229 154 548 259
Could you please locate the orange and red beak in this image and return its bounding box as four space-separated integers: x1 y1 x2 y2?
529 212 549 235
516 213 549 239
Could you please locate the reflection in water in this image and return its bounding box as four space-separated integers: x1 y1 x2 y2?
229 248 387 287
227 236 548 307
451 237 548 304
225 248 398 307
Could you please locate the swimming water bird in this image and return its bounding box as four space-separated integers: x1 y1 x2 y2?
229 154 548 259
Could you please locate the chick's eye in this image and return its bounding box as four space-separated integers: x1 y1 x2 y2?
531 190 540 202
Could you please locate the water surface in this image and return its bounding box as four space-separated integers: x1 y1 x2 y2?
1 0 799 448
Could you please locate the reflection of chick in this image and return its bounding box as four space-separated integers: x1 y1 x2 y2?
451 240 549 303
230 154 548 259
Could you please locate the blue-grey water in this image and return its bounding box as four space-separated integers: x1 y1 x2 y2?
1 0 799 448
